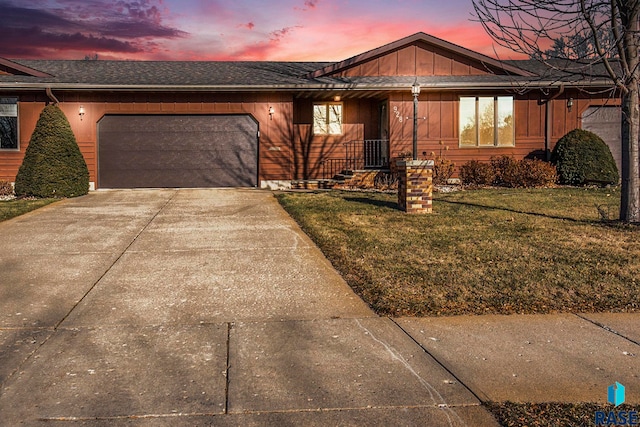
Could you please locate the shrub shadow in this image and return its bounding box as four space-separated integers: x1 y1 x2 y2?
343 196 398 210
438 198 637 230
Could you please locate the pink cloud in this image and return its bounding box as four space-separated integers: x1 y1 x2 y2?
215 26 303 61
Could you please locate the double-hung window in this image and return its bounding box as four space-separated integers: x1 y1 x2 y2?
313 103 342 135
0 97 18 150
459 96 514 147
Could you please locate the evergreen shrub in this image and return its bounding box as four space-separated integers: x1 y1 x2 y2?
14 105 89 198
551 129 618 186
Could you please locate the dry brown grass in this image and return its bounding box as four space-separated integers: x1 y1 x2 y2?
277 187 640 316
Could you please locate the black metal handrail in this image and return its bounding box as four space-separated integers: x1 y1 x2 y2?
364 139 389 168
321 140 389 179
345 139 389 169
321 158 347 180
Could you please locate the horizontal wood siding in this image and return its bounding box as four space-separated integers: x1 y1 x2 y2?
333 43 492 77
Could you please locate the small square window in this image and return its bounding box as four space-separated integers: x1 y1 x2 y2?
0 97 18 150
313 103 342 135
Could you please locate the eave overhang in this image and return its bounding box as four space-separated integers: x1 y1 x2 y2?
0 58 53 77
0 79 614 93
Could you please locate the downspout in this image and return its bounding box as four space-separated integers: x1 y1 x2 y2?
544 84 564 161
45 87 59 105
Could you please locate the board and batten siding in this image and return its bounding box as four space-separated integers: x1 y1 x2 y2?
329 43 492 77
0 89 622 184
386 91 619 175
1 92 294 187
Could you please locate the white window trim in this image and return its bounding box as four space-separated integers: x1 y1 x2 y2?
313 102 343 135
0 97 19 151
459 96 514 148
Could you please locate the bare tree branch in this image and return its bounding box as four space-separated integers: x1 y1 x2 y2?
472 0 640 222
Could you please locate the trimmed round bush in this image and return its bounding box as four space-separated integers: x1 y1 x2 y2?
460 160 495 186
551 129 618 186
15 105 89 198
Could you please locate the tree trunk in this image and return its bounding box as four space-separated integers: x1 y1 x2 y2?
620 87 640 222
619 1 640 223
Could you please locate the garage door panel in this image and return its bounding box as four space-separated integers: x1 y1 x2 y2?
100 150 257 172
98 115 258 133
99 131 258 152
98 115 258 188
582 106 621 177
100 138 258 156
108 167 254 188
98 140 257 155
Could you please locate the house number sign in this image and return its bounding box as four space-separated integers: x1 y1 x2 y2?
393 106 403 123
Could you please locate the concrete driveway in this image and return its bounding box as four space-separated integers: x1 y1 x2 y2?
0 189 497 426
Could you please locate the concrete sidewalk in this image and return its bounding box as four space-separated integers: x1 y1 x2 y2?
1 189 638 426
397 313 640 405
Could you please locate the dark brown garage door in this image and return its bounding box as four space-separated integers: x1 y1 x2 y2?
98 115 258 188
582 106 621 177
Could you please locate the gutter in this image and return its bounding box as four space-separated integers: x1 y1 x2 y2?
0 80 613 93
45 87 59 105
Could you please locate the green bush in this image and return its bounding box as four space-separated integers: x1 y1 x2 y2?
14 105 89 198
501 158 557 188
551 129 618 186
460 160 495 186
0 180 13 196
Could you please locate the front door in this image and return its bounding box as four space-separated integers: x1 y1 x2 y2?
362 101 388 168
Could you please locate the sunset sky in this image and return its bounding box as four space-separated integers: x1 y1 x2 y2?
0 0 515 62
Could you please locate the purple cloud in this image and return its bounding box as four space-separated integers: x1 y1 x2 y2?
238 22 255 30
269 26 301 42
0 0 187 58
0 27 141 57
294 0 318 12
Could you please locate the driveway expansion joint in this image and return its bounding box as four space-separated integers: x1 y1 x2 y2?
390 317 488 404
225 322 231 415
575 313 640 347
53 190 177 331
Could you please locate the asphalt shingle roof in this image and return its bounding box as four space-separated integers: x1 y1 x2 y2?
0 57 614 91
1 60 334 87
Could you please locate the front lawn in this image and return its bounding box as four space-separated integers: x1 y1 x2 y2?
0 198 58 222
277 187 640 316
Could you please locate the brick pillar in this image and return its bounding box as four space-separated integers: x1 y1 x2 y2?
397 160 433 214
